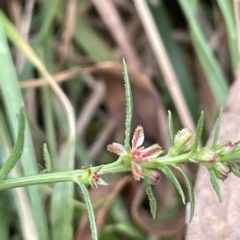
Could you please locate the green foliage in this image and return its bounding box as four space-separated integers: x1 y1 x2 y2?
77 181 98 240
0 108 25 181
212 109 223 148
167 110 174 147
208 168 222 202
160 165 185 204
42 143 53 173
174 166 195 222
123 59 133 150
190 112 204 153
144 181 157 219
0 1 240 238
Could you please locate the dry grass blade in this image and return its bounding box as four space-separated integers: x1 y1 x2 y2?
92 0 142 70
76 79 106 136
89 118 116 160
16 0 34 72
133 0 195 130
57 0 76 69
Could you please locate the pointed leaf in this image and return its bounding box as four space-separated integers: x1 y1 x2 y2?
208 167 222 202
42 143 53 173
167 110 174 146
144 181 157 219
190 112 204 153
123 59 133 149
160 165 185 204
212 109 222 148
219 151 240 163
76 181 98 240
230 165 240 178
0 108 25 181
174 166 195 222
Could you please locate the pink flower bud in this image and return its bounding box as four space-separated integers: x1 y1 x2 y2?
190 148 217 166
143 169 161 185
213 163 231 181
170 128 195 156
215 141 234 156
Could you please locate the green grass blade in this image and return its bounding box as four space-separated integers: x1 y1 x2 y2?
144 181 157 219
174 166 195 222
208 167 222 202
217 0 239 71
77 181 98 240
0 192 10 240
160 165 185 204
50 140 75 240
212 109 222 148
190 112 204 153
177 0 229 107
167 111 174 146
42 143 53 173
123 59 133 149
230 165 240 177
0 17 49 240
219 151 240 162
0 108 25 181
148 2 199 119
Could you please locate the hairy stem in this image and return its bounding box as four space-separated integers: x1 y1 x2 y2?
0 154 191 191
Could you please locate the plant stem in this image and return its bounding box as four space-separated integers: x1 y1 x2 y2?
0 153 191 191
0 160 129 191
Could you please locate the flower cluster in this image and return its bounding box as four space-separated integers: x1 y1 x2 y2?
191 140 240 181
107 126 162 184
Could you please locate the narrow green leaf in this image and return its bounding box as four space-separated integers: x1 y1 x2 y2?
219 152 240 162
212 109 222 148
177 0 229 107
0 108 25 181
123 59 133 149
42 143 53 173
217 0 238 72
190 112 204 153
103 223 144 240
160 165 185 204
77 181 98 240
167 111 174 146
143 181 157 219
0 192 10 240
208 168 222 202
0 16 49 239
174 166 194 222
230 165 240 178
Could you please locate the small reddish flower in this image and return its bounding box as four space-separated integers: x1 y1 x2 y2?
108 126 162 181
215 141 235 156
91 172 108 188
79 166 108 188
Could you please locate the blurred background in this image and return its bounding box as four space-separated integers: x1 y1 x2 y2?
0 0 239 239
